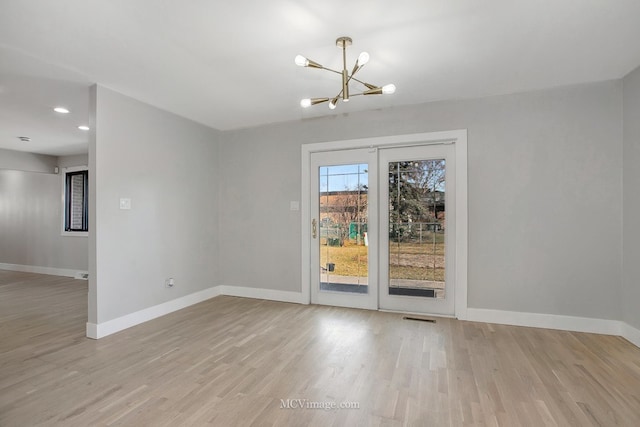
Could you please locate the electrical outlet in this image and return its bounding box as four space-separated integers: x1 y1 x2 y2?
165 278 175 288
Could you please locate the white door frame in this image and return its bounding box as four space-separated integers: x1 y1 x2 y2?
301 130 468 320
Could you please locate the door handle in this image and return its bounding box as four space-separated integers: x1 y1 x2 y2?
312 219 317 239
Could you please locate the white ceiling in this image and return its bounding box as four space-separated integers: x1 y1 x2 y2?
1 0 640 156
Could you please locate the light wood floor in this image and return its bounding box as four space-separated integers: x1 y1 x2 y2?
1 270 640 426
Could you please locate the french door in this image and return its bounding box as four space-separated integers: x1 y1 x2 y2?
309 142 456 316
378 145 455 315
310 148 378 310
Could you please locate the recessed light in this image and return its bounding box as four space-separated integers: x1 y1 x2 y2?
54 107 70 114
78 125 90 131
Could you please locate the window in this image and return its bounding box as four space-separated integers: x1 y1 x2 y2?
63 168 88 233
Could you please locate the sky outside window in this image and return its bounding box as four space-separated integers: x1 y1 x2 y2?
319 164 368 192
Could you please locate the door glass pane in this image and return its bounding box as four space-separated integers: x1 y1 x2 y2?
388 159 445 298
319 164 368 294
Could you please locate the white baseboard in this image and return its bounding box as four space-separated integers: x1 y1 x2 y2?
465 308 640 349
621 322 640 348
82 284 640 351
85 285 303 340
86 285 222 339
466 308 622 336
85 322 98 339
74 271 89 280
0 262 85 278
219 285 306 304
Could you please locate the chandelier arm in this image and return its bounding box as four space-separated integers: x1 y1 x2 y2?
320 67 343 76
349 76 375 87
348 92 384 97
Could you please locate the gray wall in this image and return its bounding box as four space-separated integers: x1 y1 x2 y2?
623 65 640 330
0 167 88 271
219 80 623 321
0 148 57 173
91 85 220 324
58 153 88 169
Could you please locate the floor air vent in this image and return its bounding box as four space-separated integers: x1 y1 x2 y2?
403 316 436 323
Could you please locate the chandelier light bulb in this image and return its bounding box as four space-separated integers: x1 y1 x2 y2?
300 98 312 108
358 52 370 66
329 98 338 110
294 55 308 67
382 84 396 94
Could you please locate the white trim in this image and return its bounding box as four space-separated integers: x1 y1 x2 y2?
62 231 88 237
81 280 640 350
0 262 85 278
85 322 98 339
454 132 468 320
302 131 465 153
466 307 640 349
301 147 311 305
621 322 640 348
219 285 306 304
86 285 222 339
466 308 622 336
62 165 89 173
301 130 469 318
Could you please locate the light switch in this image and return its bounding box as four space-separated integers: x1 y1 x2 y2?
119 198 131 210
290 201 300 211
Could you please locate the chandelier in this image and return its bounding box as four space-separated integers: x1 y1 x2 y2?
295 36 396 110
